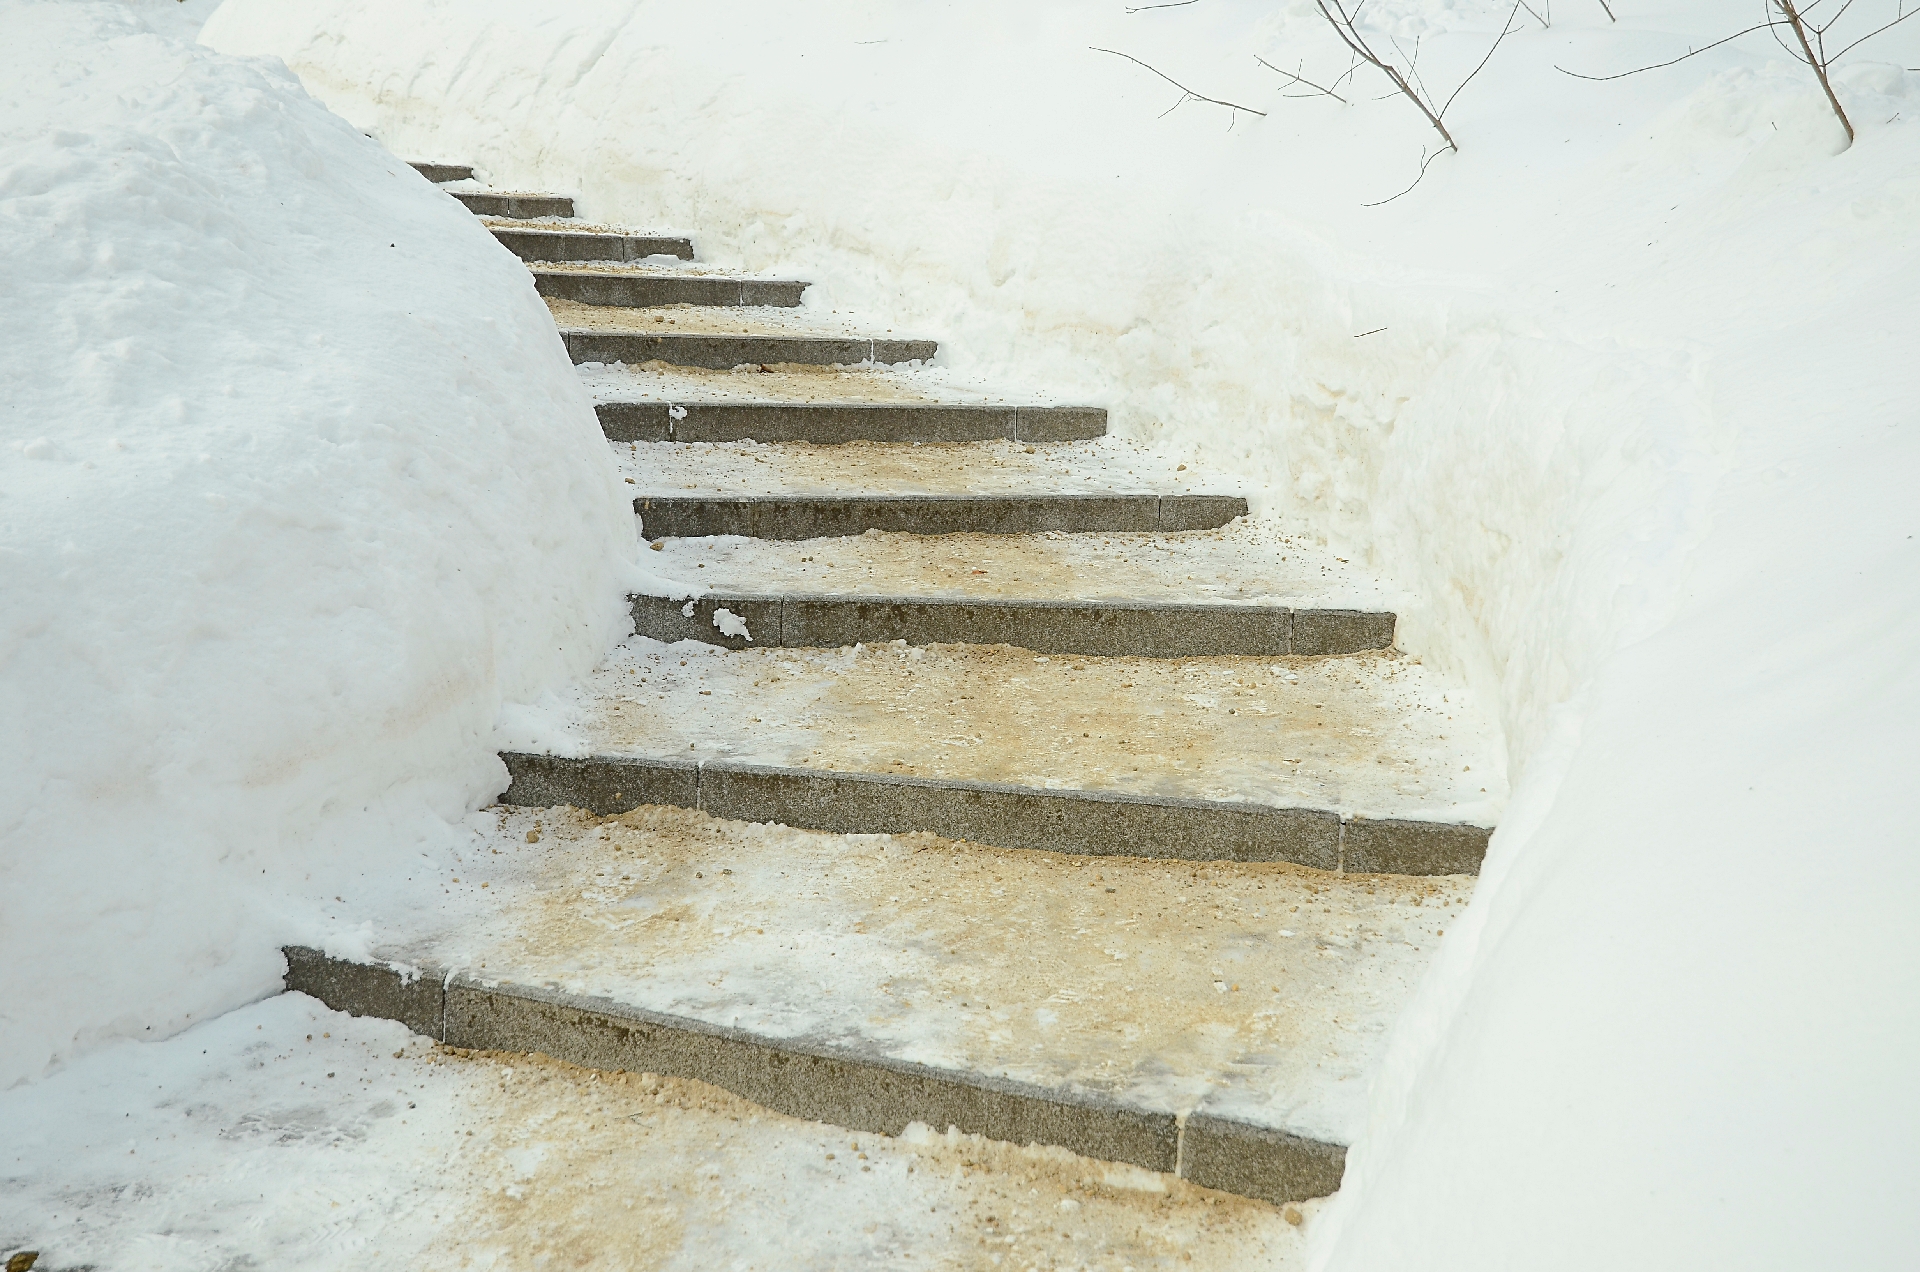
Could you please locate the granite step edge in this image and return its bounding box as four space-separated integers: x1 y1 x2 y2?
282 946 1348 1206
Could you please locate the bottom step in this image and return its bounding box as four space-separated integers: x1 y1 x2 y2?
286 947 1346 1205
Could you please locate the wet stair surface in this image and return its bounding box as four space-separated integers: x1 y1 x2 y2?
286 161 1505 1224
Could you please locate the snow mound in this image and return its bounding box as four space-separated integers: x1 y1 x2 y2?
0 0 635 1085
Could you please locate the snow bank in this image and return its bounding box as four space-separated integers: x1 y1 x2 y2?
188 0 1920 1264
0 0 634 1086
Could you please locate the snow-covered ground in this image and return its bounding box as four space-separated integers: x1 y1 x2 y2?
0 0 634 1089
195 1 1920 1267
4 0 1916 1266
0 992 1307 1270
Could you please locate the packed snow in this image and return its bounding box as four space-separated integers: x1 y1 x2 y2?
0 1 634 1088
1 0 1913 1266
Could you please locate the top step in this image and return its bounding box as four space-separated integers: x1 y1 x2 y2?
410 161 475 183
452 190 576 220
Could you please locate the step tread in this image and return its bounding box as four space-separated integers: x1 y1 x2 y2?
533 262 806 282
584 361 1079 407
647 521 1389 610
47 995 1306 1265
616 437 1243 498
375 804 1469 1150
550 297 917 342
505 638 1503 828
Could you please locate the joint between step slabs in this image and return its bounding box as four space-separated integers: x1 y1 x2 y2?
497 753 1490 876
281 946 1348 1207
628 591 1396 658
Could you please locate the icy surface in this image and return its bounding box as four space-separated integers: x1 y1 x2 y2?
0 994 1309 1271
405 804 1471 1144
618 437 1243 497
559 639 1503 824
651 522 1390 609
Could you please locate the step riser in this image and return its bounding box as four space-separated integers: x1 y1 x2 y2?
493 229 695 263
632 593 1393 658
453 191 575 219
567 331 937 370
634 494 1247 540
284 947 1349 1206
599 402 1108 444
498 753 1490 875
410 162 474 183
535 273 807 308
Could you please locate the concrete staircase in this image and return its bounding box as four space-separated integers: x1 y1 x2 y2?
285 161 1502 1216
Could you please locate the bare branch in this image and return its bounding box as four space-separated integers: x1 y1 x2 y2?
1314 0 1458 149
1089 46 1268 117
1362 146 1447 206
1254 54 1351 103
1555 20 1781 81
1596 0 1616 19
1125 0 1199 11
1829 3 1920 60
1777 0 1855 142
1440 1 1526 120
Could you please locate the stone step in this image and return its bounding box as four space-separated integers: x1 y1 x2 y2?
630 593 1385 658
492 225 695 263
409 161 474 182
68 994 1313 1265
634 493 1248 539
501 754 1486 875
553 296 937 369
494 637 1501 874
533 267 808 308
600 400 1106 443
452 190 575 219
645 519 1390 630
279 803 1474 1204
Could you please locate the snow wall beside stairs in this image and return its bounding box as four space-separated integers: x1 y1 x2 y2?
0 0 636 1086
201 1 1920 1267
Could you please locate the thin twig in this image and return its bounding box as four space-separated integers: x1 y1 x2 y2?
1596 0 1616 19
1125 0 1199 11
1440 0 1526 120
1829 4 1920 60
1254 54 1350 102
1315 0 1458 149
1555 20 1780 80
1089 46 1268 117
1362 146 1447 205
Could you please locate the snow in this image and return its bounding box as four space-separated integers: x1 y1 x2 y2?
0 0 1907 1264
0 993 1310 1270
0 1 634 1088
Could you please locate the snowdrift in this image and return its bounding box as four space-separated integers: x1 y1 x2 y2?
0 0 634 1086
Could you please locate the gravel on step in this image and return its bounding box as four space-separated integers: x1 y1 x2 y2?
505 639 1504 827
391 804 1475 1147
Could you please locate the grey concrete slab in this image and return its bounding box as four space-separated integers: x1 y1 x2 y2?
630 494 1246 540
564 331 938 370
775 595 1296 657
628 593 784 650
1292 608 1397 656
444 978 1179 1172
410 162 474 183
493 228 696 263
1340 817 1490 876
596 402 1106 444
1158 495 1250 531
452 191 575 219
696 762 1344 869
494 752 1487 874
533 271 808 309
282 946 446 1040
1180 1113 1347 1204
500 753 700 816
